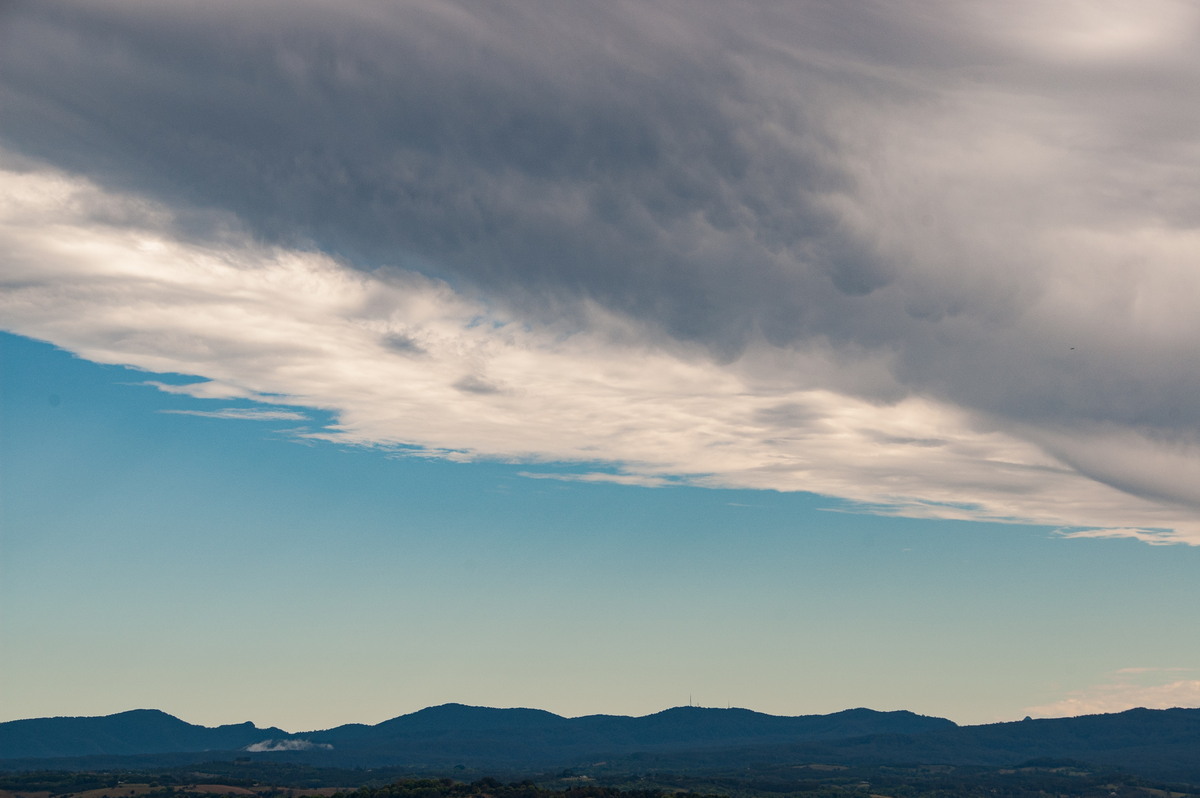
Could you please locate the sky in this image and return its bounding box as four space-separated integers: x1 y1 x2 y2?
1 0 1198 732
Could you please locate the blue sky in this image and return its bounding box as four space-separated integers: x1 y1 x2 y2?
2 1 1199 731
4 332 1198 730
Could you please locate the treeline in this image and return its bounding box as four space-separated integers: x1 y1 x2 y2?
334 779 720 798
0 774 723 798
0 770 121 794
4 768 1200 798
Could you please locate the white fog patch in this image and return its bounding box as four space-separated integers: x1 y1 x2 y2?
245 739 333 752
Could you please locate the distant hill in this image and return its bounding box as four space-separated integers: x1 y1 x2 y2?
0 709 285 759
297 704 955 767
2 704 1198 783
588 707 1200 784
0 704 950 768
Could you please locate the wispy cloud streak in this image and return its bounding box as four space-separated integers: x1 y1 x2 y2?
160 408 309 421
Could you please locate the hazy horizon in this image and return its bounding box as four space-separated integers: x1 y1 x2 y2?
7 698 1183 736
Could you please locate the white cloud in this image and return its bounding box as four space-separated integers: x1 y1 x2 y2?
1058 528 1188 546
972 0 1200 63
160 408 309 421
143 380 272 401
1026 669 1200 717
2 162 1198 543
518 472 679 489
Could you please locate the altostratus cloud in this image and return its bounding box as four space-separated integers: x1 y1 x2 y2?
1 1 1198 541
0 164 1196 543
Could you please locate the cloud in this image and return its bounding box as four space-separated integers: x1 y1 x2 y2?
1 2 1198 542
1026 668 1200 718
453 374 505 396
1 163 1197 543
160 408 309 421
1057 527 1188 546
518 472 678 489
143 380 273 401
244 739 332 752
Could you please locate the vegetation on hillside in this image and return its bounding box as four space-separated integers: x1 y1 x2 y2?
3 766 1200 798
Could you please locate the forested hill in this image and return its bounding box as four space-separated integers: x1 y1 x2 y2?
302 704 955 760
3 704 1200 784
596 706 1200 783
0 705 950 764
0 709 285 759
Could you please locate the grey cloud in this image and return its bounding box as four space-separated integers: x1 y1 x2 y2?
753 402 822 428
1030 425 1200 512
866 432 948 449
453 374 503 395
0 0 874 349
382 332 425 356
3 0 1199 519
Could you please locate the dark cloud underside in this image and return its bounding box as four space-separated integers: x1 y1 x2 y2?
2 0 1199 520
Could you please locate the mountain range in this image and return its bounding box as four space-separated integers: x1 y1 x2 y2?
2 704 1199 783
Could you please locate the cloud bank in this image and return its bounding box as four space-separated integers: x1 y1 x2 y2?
1 1 1198 541
1027 668 1200 718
